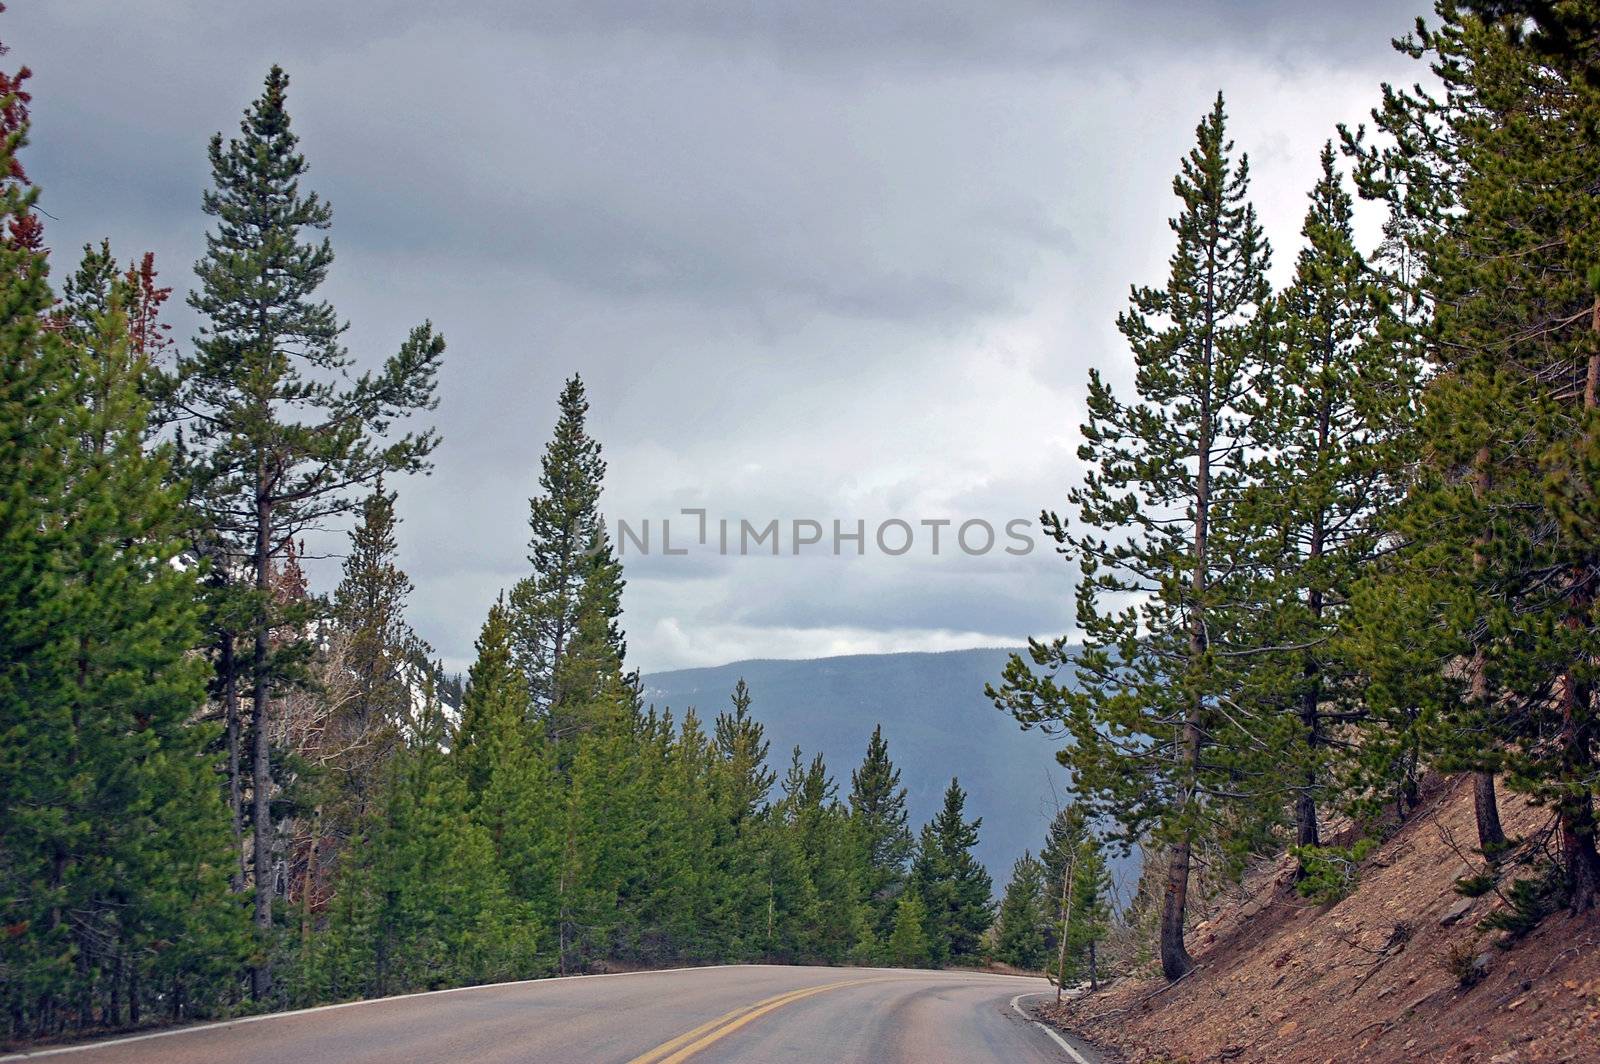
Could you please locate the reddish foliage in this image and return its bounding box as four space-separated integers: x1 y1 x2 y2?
124 251 174 359
0 5 43 254
0 5 31 184
274 539 311 608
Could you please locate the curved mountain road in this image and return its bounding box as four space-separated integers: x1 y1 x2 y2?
2 965 1100 1064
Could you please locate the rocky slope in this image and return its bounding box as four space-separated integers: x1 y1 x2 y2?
1043 775 1600 1063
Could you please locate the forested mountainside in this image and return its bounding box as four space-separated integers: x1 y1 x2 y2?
643 648 1128 888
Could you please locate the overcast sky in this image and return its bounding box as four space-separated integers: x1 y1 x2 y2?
17 2 1423 675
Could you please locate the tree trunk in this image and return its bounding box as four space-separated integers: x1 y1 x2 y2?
1054 846 1074 1002
1557 321 1600 912
1159 834 1195 981
75 947 92 1030
1163 302 1211 983
108 953 122 1030
1472 771 1505 857
1295 652 1324 859
376 893 394 998
1467 631 1506 856
1295 787 1321 851
1162 247 1222 983
1561 800 1600 914
1559 682 1600 912
222 633 245 891
1469 444 1507 857
1399 764 1420 820
301 808 322 976
1294 337 1335 868
250 489 274 1001
558 812 574 975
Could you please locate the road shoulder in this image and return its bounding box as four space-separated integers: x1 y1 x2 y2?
1009 991 1113 1064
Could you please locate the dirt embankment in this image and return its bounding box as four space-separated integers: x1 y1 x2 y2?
1042 776 1600 1063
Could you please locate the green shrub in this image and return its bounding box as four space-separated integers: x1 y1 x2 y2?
1291 838 1379 904
1452 871 1496 898
1479 867 1564 939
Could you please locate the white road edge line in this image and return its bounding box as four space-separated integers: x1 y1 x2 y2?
1010 992 1091 1064
1 965 1044 1061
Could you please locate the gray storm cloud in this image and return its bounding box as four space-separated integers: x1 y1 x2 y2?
16 0 1423 672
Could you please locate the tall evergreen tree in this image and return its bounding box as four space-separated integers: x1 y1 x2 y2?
910 778 994 967
1033 806 1111 986
454 598 527 800
706 679 779 957
994 852 1049 971
315 681 530 1001
509 376 631 741
622 707 691 964
1245 144 1409 868
558 707 650 970
779 749 863 963
172 66 444 997
0 130 78 1028
992 93 1275 980
316 485 428 886
1066 836 1112 988
1346 2 1600 903
453 599 561 963
1038 805 1088 955
332 487 424 769
646 706 718 961
1331 204 1436 828
847 724 914 943
0 121 245 1034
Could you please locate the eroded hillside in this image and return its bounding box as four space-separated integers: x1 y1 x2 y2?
1045 775 1600 1064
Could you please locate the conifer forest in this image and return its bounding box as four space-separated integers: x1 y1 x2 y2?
3 2 1600 1059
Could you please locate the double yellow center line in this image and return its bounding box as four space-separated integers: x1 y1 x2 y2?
625 977 880 1064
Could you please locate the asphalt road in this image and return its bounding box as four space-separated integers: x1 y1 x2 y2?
2 965 1100 1064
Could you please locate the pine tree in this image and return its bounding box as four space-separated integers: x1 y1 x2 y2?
63 259 250 1026
706 679 779 958
752 802 818 963
316 680 530 1001
331 487 424 779
1 186 245 1035
173 66 444 997
1346 3 1600 901
509 376 632 742
1038 805 1088 956
1245 144 1409 869
779 749 863 962
994 852 1049 971
0 70 79 1036
310 485 429 914
886 892 931 969
1066 837 1112 988
1440 1 1600 896
453 599 560 963
622 707 690 964
992 93 1275 980
1033 807 1112 987
558 698 657 971
455 598 527 799
656 707 720 961
910 778 995 967
847 724 914 944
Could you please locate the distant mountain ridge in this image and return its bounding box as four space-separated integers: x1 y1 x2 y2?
641 646 1072 883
